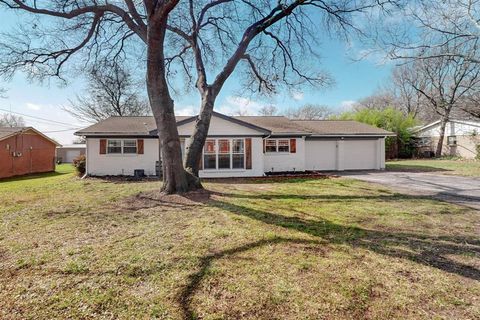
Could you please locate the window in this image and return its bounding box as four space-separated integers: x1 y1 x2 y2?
202 138 245 170
277 139 290 152
447 136 457 146
232 139 245 169
107 140 122 154
218 139 231 169
265 139 277 152
265 139 290 153
123 140 137 154
203 139 216 169
107 139 138 154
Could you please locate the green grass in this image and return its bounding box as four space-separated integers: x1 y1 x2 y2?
387 159 480 177
0 167 479 319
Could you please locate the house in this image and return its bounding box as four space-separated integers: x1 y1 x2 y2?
74 112 395 178
56 144 86 163
414 119 480 159
0 127 60 179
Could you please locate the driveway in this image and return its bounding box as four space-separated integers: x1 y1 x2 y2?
340 171 480 210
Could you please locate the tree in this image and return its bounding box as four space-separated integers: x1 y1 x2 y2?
397 52 480 157
285 104 334 120
335 107 418 158
0 0 398 193
65 63 150 122
0 113 25 127
258 105 278 116
166 0 399 177
0 0 196 193
385 0 480 64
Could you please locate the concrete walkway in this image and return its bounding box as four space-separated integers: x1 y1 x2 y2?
340 171 480 210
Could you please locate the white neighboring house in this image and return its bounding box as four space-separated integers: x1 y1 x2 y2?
414 119 480 159
56 144 86 163
74 112 394 178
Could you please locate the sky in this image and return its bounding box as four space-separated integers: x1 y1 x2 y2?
0 9 393 145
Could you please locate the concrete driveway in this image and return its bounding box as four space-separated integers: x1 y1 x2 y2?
340 171 480 210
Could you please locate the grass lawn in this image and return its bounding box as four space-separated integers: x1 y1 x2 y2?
1 164 479 319
387 159 480 177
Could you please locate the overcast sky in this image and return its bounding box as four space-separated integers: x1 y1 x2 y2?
0 10 393 145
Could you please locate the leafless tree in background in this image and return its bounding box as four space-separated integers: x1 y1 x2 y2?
285 104 334 120
399 51 480 156
165 0 401 176
385 0 480 63
0 0 400 192
390 65 429 119
0 113 25 127
258 105 278 116
0 0 197 193
65 63 150 123
353 92 397 111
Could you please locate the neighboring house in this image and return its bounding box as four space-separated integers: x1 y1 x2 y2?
56 144 86 163
74 112 394 178
0 127 60 179
414 119 480 159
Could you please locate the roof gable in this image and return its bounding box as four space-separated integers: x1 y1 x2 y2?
0 127 60 145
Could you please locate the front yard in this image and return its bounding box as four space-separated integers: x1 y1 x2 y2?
1 165 479 319
387 159 480 177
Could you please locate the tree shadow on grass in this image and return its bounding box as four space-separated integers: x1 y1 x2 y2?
385 164 452 173
209 200 480 280
177 237 322 320
176 193 480 319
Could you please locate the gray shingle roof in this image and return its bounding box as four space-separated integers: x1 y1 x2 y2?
75 115 394 137
75 116 190 136
291 120 394 136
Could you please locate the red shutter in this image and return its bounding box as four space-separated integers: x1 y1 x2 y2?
245 138 252 169
99 139 106 154
137 139 144 154
290 139 296 153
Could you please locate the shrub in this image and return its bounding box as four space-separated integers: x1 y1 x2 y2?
476 145 480 160
73 154 86 176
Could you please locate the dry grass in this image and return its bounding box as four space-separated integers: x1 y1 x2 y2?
387 159 480 177
0 165 479 319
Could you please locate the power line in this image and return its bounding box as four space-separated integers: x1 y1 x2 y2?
43 127 83 133
0 107 83 127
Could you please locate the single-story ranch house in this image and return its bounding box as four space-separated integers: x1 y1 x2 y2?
414 119 480 159
75 112 394 178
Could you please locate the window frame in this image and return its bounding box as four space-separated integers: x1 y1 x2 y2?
106 139 138 155
264 139 290 153
107 139 122 154
202 138 246 170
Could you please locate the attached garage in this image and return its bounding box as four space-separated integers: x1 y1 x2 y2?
305 140 337 171
305 137 386 171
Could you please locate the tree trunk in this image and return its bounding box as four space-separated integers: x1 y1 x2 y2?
184 89 216 177
146 17 200 193
435 116 449 157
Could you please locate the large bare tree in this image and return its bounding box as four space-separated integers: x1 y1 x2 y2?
0 0 196 193
65 62 150 122
164 0 399 177
0 0 398 192
0 113 25 127
399 52 480 156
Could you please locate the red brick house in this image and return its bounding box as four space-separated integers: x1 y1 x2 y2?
0 127 60 179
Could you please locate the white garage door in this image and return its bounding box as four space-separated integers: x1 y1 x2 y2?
343 140 378 170
305 140 337 171
65 150 81 163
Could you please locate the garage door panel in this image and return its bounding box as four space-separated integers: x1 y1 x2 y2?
343 140 377 170
305 140 337 171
